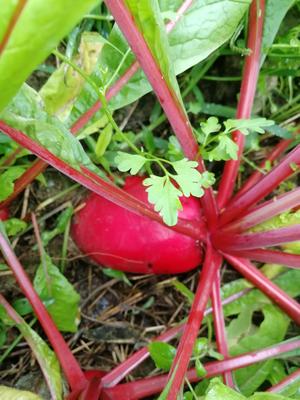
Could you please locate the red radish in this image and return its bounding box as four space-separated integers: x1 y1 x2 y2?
0 207 9 221
71 176 204 274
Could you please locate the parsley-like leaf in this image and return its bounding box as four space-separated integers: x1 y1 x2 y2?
224 118 274 135
115 152 147 175
204 135 238 161
143 175 182 226
172 158 204 197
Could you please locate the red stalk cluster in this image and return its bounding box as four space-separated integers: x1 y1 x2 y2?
0 0 300 399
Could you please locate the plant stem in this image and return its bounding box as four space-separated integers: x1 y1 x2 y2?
223 254 300 324
102 337 300 399
0 231 87 393
166 246 222 399
101 286 251 388
217 0 265 209
211 269 234 387
0 121 205 240
215 224 300 250
220 143 300 226
224 186 300 233
229 249 300 269
235 138 294 198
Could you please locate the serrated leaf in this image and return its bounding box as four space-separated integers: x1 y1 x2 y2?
34 254 80 332
148 342 176 371
115 152 147 175
172 158 204 197
143 175 182 226
0 166 25 202
0 0 101 111
224 118 274 135
205 135 238 162
200 116 221 137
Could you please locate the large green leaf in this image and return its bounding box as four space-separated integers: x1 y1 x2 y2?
261 0 295 65
229 305 290 396
0 0 101 112
0 84 104 177
34 254 80 332
70 0 250 124
0 386 42 400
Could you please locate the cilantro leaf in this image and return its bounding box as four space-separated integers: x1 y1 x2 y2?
204 135 238 161
224 118 274 135
172 158 204 197
115 152 147 175
143 175 182 226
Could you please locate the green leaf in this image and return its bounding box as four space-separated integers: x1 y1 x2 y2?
95 123 114 157
34 254 80 332
115 151 147 175
148 341 176 371
143 175 182 226
204 378 246 400
40 32 103 121
249 394 293 400
0 84 104 177
71 0 250 118
102 268 132 286
3 218 27 236
0 0 101 111
261 0 295 65
223 118 275 135
0 386 43 400
0 166 25 201
171 158 204 197
229 305 290 396
195 358 207 377
0 307 62 399
200 116 222 139
205 135 238 161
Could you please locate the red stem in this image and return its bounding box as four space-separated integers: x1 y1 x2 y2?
229 248 300 269
167 246 222 399
223 187 300 233
220 144 300 226
104 0 218 228
267 368 300 393
217 0 265 210
211 269 234 387
102 338 300 400
223 254 300 324
0 231 87 393
235 139 293 199
102 286 251 388
214 224 300 250
0 121 204 240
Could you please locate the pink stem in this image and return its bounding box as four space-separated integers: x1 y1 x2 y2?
229 248 300 269
217 0 265 210
102 338 300 400
235 139 293 199
214 224 300 250
223 187 300 233
104 0 218 228
224 254 300 324
0 231 87 393
0 121 204 240
167 246 222 399
102 286 251 388
220 144 300 226
267 368 300 393
211 269 234 387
